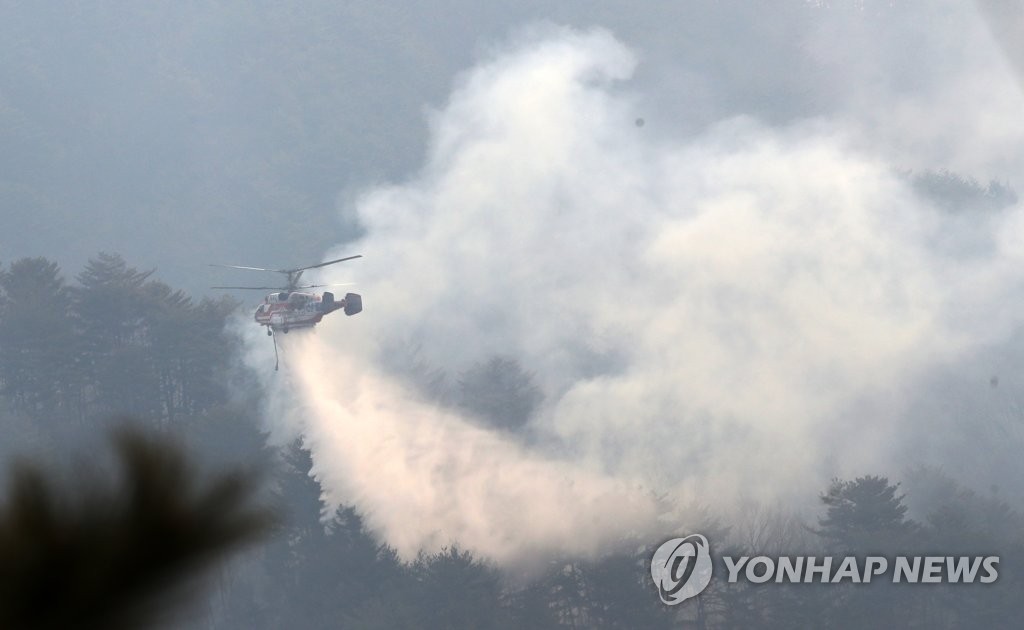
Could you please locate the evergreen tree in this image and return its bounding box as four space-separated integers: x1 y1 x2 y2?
814 476 920 629
407 546 513 630
71 253 235 422
75 252 155 351
816 475 917 554
0 257 79 420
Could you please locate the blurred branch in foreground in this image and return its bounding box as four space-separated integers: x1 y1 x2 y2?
0 424 274 630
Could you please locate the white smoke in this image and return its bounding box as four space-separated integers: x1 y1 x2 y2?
260 334 657 564
241 24 1024 563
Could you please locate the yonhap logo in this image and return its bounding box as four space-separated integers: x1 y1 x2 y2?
649 531 999 605
650 534 713 605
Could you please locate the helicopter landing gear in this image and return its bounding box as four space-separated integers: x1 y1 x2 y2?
267 328 272 336
282 327 289 334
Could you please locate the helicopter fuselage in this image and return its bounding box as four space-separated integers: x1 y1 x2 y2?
255 290 361 334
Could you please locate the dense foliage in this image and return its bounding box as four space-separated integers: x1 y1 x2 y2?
0 253 236 425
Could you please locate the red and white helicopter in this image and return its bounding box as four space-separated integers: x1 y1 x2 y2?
212 254 363 337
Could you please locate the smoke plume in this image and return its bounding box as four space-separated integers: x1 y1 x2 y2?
241 24 1024 563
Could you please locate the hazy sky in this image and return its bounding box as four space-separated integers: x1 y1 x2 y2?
3 1 1021 293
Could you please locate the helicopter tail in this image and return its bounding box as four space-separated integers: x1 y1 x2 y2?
343 293 362 316
319 291 362 316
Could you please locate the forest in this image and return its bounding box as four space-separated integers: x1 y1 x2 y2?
0 252 1021 629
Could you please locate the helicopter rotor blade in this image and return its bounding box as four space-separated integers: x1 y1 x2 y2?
209 264 280 273
210 286 284 290
284 254 362 274
293 283 357 289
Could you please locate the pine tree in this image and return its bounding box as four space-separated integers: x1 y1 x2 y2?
0 258 79 420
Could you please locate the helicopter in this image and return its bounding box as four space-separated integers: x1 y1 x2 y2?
212 254 363 336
